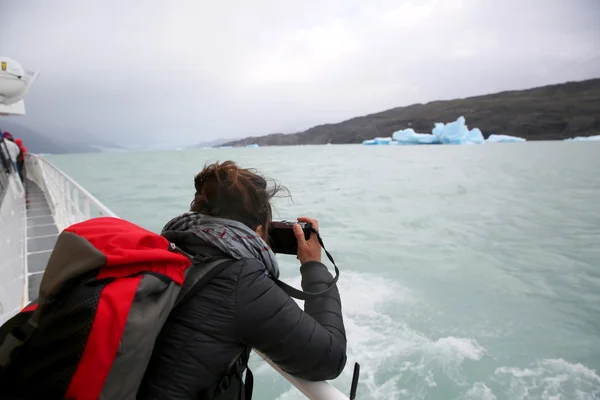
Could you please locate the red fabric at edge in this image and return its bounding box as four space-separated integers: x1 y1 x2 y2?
21 303 38 313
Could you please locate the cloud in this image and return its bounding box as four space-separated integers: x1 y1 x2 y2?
1 0 599 147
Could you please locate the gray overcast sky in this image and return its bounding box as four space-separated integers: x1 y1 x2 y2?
1 0 599 147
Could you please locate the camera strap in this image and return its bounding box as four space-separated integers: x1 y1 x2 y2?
274 228 340 301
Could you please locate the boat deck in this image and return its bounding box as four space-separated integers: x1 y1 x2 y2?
25 179 58 300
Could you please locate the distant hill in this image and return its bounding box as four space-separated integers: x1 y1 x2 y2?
223 78 600 146
0 119 119 154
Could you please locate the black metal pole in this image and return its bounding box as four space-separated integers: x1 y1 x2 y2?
349 362 360 399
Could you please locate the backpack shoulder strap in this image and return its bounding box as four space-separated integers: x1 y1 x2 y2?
170 246 237 308
169 245 254 400
0 308 40 375
200 347 254 400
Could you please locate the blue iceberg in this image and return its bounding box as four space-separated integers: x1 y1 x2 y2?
390 128 441 144
246 143 260 148
362 137 394 145
431 117 485 144
363 116 529 146
390 116 484 145
563 135 600 141
486 134 526 143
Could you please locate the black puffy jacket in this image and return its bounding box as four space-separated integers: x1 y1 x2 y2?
137 231 347 399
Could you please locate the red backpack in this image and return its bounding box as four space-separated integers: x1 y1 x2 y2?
0 217 242 399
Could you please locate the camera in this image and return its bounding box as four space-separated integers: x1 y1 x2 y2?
268 220 312 255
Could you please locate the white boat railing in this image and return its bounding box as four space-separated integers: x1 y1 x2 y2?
256 351 350 400
21 153 349 400
25 154 117 231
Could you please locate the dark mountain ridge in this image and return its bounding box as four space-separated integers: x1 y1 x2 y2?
223 78 600 146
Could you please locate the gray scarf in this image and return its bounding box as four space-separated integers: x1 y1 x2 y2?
162 212 280 279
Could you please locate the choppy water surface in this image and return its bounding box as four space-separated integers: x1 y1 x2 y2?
48 142 600 399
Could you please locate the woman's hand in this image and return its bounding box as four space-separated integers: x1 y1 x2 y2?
293 216 322 264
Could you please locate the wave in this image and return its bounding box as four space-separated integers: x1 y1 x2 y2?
267 270 487 399
264 269 600 400
493 358 600 400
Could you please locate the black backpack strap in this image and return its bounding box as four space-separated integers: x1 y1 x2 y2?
230 347 253 400
0 308 41 376
176 257 237 308
273 228 340 301
170 245 256 399
243 365 254 400
169 244 237 308
201 347 253 400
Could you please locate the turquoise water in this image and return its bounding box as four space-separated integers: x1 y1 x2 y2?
47 142 600 400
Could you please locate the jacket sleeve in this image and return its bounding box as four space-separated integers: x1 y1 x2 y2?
235 259 347 381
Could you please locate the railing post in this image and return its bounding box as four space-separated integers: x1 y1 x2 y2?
59 174 66 230
73 186 80 223
83 197 91 220
66 181 73 226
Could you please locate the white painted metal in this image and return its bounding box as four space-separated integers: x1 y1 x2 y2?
257 351 350 400
0 57 39 105
0 172 26 326
4 154 349 399
0 100 26 116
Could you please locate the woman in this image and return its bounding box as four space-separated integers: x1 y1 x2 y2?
138 161 347 399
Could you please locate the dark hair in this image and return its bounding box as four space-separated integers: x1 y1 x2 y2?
190 161 286 230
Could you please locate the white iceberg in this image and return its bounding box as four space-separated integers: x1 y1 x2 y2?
486 134 526 143
563 135 600 141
